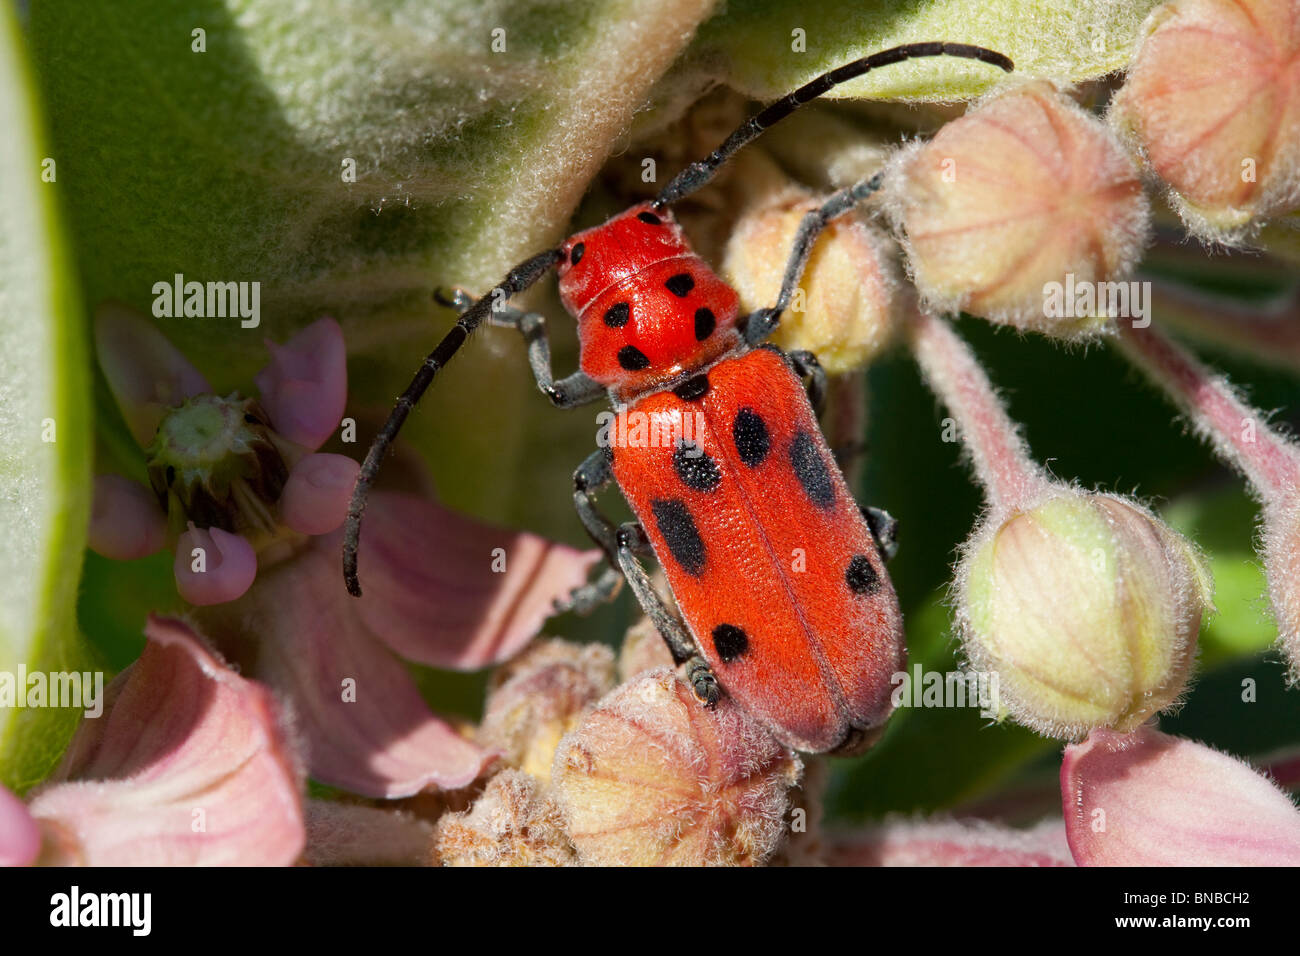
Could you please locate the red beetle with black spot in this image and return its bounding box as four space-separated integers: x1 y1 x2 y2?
343 43 1014 753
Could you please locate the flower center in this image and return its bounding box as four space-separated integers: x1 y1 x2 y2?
146 393 289 540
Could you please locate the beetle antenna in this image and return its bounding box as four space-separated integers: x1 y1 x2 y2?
653 42 1013 207
343 247 563 596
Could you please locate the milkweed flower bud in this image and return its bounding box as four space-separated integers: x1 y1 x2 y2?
478 639 615 783
958 490 1209 737
724 174 902 373
553 670 801 866
910 311 1210 738
433 770 576 867
1111 0 1300 241
885 80 1149 338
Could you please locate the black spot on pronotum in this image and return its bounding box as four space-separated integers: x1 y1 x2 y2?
694 307 716 341
665 273 695 297
733 408 769 467
651 498 706 576
618 345 650 371
673 441 721 492
790 431 834 507
711 624 749 663
603 302 631 328
637 211 663 225
569 242 585 265
673 374 710 402
845 554 880 595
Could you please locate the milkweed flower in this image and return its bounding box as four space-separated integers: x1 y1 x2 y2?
6 616 304 867
87 306 601 797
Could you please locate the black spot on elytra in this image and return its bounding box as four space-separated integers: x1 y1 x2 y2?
673 441 721 492
665 273 695 297
637 211 663 225
618 345 650 371
846 554 880 594
603 302 630 328
694 307 716 341
712 624 749 663
733 408 770 467
569 242 585 265
790 431 834 508
651 498 706 576
673 374 710 402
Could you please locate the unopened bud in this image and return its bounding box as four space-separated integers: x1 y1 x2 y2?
957 490 1210 738
478 639 615 783
885 80 1149 337
1263 498 1300 683
1111 0 1300 241
433 770 576 867
553 670 801 866
724 182 902 373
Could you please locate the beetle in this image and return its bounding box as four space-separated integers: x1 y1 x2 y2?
342 42 1014 753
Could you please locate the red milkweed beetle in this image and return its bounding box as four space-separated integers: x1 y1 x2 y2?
343 42 1014 754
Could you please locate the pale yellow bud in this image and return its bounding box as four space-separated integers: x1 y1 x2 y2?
724 183 902 373
957 491 1211 738
478 639 615 783
433 770 576 867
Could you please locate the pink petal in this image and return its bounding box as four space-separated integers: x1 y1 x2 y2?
1062 726 1300 866
0 784 40 867
88 475 166 560
95 302 211 447
827 817 1074 867
174 525 257 605
27 616 304 866
254 317 347 451
353 491 601 670
249 544 495 797
280 453 359 536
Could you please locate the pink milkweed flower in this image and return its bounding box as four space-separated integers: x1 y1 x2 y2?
88 306 601 798
90 304 356 605
2 616 304 866
1062 724 1300 866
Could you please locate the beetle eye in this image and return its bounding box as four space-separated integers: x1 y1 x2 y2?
637 211 663 226
569 242 585 266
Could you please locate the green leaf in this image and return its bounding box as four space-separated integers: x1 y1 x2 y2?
691 0 1162 102
0 3 93 792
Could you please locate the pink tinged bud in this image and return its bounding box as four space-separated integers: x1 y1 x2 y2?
26 616 305 866
0 784 40 867
279 453 359 536
1264 497 1300 683
552 670 802 866
1062 725 1300 866
958 491 1209 738
827 818 1074 867
479 639 615 783
174 523 257 606
353 491 601 670
87 475 166 560
248 543 495 797
724 182 901 373
254 317 347 450
95 303 212 447
303 800 434 866
885 81 1149 337
618 615 677 682
1111 0 1300 240
434 770 577 866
